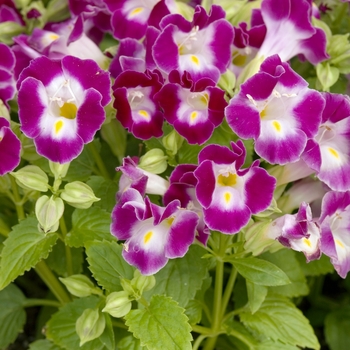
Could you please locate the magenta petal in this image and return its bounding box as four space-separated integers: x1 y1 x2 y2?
194 160 215 208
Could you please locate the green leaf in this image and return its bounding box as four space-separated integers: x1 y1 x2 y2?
66 207 113 248
261 249 309 297
118 335 145 350
246 280 268 314
185 300 202 325
46 296 115 350
143 245 209 307
325 306 350 350
224 319 258 350
125 295 192 350
86 176 119 212
85 240 134 292
257 340 299 350
46 240 83 277
228 257 290 286
0 284 26 348
295 253 334 276
239 295 320 349
29 339 63 350
0 216 58 290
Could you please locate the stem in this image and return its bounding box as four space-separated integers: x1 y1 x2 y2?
0 218 10 237
192 335 208 350
59 216 73 276
191 325 212 335
229 327 256 350
111 320 128 329
35 260 71 305
10 176 25 220
88 141 111 180
220 266 238 319
23 298 61 308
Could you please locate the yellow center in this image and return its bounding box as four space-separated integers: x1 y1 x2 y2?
138 110 149 119
49 34 59 41
260 108 267 119
224 192 231 203
328 147 339 159
190 111 198 120
217 173 237 187
55 120 64 134
166 217 174 226
144 231 153 244
200 93 209 105
272 121 281 132
59 102 77 120
191 55 199 65
335 239 344 248
302 238 312 248
130 7 143 16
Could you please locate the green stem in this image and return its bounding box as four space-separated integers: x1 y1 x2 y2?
10 176 25 220
59 216 73 276
0 218 10 237
222 305 247 323
220 266 238 319
111 320 128 329
229 327 256 350
191 325 212 335
192 335 208 350
23 298 61 308
88 141 111 180
35 260 71 305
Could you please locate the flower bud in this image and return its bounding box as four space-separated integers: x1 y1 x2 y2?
0 174 11 193
132 270 156 294
59 274 101 298
138 149 168 174
0 21 24 45
60 181 100 209
218 69 236 98
45 0 70 23
11 165 49 192
102 291 132 318
35 195 64 233
49 161 70 180
162 130 184 156
76 308 106 346
0 100 10 121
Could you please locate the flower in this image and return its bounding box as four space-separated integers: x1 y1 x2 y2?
226 54 325 165
17 55 111 164
111 188 199 275
0 42 16 107
319 191 350 278
194 140 276 234
0 117 21 175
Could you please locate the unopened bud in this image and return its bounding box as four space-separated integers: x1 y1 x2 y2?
35 195 64 233
0 22 24 45
59 274 101 298
138 149 168 174
132 270 156 294
102 291 132 318
76 308 106 346
11 165 49 192
60 181 100 209
162 130 184 156
49 161 70 180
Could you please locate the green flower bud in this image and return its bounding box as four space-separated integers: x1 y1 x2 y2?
162 130 184 156
0 21 25 45
0 174 11 193
253 198 281 218
218 69 236 98
11 165 49 192
59 274 101 298
0 100 10 121
102 291 132 318
60 181 100 209
132 270 156 294
45 0 70 23
49 161 70 180
138 149 168 174
316 62 339 91
76 308 106 346
35 195 64 233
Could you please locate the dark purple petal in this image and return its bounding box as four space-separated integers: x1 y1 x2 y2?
194 159 215 208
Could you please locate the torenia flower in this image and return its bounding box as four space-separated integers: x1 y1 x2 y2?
0 117 21 175
155 70 227 144
112 69 164 140
319 191 350 278
111 188 199 275
226 55 325 165
0 43 16 107
268 202 321 262
153 5 234 82
194 140 276 234
302 93 350 192
17 55 111 164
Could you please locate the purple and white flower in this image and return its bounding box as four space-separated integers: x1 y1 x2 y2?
226 55 325 165
111 187 199 275
17 55 111 164
194 140 276 234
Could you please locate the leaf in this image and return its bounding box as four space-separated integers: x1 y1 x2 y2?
261 249 309 297
118 335 146 350
46 240 83 277
46 296 115 350
0 216 58 290
86 176 119 212
143 245 209 307
125 295 192 350
246 280 267 314
228 257 290 286
295 253 334 276
257 340 299 350
29 339 63 350
66 207 113 248
325 306 350 350
85 240 134 292
0 284 26 348
224 319 258 350
185 300 202 325
239 295 320 349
